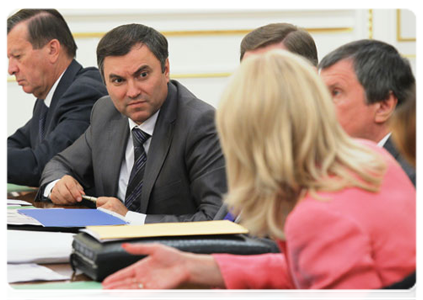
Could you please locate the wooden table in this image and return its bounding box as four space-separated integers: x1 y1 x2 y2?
6 189 217 299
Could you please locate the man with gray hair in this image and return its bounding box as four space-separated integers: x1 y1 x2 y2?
319 39 415 185
7 9 107 187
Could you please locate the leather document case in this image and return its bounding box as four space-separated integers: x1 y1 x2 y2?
70 232 280 281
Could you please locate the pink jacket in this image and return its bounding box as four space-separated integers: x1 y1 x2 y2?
213 140 416 289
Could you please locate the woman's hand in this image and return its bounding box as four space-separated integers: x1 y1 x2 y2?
102 243 225 289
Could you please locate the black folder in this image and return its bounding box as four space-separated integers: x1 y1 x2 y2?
70 232 280 281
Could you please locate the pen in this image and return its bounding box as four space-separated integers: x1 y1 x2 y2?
81 195 98 203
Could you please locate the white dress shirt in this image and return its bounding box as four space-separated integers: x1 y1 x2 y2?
43 71 64 107
45 108 160 225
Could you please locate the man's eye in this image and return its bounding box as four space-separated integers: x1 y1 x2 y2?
140 72 148 78
331 89 341 97
112 78 124 84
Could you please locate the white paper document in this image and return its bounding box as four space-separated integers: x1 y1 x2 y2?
7 209 42 226
7 230 75 264
8 263 70 283
7 199 32 206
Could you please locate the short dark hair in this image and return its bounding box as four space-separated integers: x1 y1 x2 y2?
318 39 415 106
7 9 77 58
97 23 169 80
240 23 318 66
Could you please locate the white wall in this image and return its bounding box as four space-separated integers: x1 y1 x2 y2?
7 9 416 136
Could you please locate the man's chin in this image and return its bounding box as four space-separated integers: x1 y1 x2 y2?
21 85 34 96
128 112 150 125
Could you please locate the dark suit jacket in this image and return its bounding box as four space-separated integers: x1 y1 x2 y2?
40 80 227 223
383 136 416 186
8 60 107 187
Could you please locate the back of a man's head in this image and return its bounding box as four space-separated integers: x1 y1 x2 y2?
319 39 415 107
240 23 318 67
7 9 77 59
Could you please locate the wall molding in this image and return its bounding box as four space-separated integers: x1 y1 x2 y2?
8 72 233 82
368 9 373 39
397 9 416 42
73 27 353 39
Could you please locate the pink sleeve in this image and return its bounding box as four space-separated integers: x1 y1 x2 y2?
285 203 382 289
212 253 295 289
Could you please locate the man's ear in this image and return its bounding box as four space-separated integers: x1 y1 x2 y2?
374 91 398 124
163 58 170 83
46 39 61 63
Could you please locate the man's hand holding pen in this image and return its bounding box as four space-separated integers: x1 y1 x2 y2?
49 175 86 205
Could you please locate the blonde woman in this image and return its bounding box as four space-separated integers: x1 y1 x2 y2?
102 50 415 289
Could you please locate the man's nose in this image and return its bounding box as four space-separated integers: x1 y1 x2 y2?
8 59 18 76
127 80 141 99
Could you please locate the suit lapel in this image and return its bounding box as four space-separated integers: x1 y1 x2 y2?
383 136 400 159
44 60 82 133
140 82 177 213
104 116 130 197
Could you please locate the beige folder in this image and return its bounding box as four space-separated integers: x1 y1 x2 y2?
82 220 249 242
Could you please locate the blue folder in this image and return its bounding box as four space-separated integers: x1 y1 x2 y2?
17 208 128 227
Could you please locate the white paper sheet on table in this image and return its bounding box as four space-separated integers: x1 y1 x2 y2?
7 263 70 283
7 199 32 206
7 230 75 264
7 209 42 226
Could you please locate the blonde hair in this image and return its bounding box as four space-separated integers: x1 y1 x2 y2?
217 50 386 239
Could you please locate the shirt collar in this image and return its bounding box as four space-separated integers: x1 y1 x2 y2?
377 132 392 147
43 70 65 107
128 109 160 137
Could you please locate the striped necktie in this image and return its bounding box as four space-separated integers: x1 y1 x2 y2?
125 128 150 212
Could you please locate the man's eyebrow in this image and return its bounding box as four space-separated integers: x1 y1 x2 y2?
133 65 151 76
108 73 123 80
107 65 152 80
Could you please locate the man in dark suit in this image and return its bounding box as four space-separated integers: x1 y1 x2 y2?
319 40 416 185
7 9 107 187
215 22 319 221
39 23 227 224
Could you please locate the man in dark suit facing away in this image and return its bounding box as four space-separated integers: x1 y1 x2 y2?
7 9 107 187
39 23 227 224
319 40 416 186
215 22 319 221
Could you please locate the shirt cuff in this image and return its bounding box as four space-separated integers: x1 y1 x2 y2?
43 179 60 198
125 211 147 225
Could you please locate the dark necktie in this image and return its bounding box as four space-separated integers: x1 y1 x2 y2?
125 128 150 212
38 100 48 142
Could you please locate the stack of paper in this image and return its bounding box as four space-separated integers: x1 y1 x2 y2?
8 264 70 283
8 230 74 264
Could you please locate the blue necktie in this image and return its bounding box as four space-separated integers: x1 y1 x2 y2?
38 101 48 142
125 128 150 212
224 211 236 222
